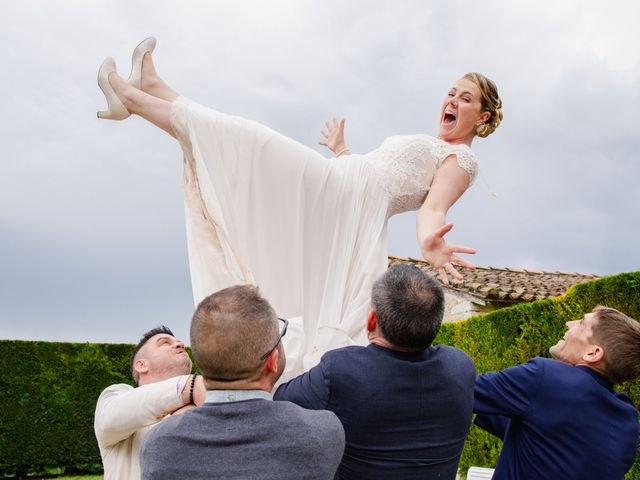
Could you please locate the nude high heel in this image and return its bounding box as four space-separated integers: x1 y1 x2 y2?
96 57 130 120
128 36 157 89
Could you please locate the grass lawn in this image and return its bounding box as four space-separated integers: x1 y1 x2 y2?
62 477 102 479
56 476 102 479
24 477 102 480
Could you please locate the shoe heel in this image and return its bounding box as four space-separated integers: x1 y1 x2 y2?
97 57 130 120
128 36 157 89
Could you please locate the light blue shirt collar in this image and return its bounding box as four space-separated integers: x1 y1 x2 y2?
205 389 273 403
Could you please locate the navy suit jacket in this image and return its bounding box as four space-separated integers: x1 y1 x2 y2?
474 357 639 480
274 343 476 480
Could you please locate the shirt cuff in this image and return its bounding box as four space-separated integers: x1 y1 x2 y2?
176 374 191 403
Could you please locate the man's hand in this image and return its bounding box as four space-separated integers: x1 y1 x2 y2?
180 374 207 406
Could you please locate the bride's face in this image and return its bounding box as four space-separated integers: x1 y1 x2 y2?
438 77 490 146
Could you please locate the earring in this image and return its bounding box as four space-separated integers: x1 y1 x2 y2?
476 123 490 137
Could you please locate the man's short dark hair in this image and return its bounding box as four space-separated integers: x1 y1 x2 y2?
371 263 445 349
190 285 279 383
131 326 175 384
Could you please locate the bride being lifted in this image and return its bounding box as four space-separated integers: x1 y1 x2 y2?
97 37 503 378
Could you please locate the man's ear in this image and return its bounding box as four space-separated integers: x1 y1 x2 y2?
366 309 378 333
264 347 280 374
134 358 149 377
583 344 605 365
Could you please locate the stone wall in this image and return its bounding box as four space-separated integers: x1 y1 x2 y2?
442 290 495 323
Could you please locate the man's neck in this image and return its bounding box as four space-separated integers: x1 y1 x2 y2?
369 337 424 353
205 378 273 393
138 373 176 386
573 361 611 382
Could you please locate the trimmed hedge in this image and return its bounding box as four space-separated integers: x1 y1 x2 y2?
1 272 638 478
0 342 134 477
434 271 640 478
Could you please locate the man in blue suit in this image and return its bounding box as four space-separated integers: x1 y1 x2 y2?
474 306 640 480
275 263 476 480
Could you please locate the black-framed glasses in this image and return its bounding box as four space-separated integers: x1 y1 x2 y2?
260 318 289 361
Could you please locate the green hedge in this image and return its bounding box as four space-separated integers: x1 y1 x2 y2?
1 272 639 478
434 271 640 479
0 342 134 477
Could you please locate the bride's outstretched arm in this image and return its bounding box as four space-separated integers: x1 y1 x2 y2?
417 155 476 285
319 117 351 157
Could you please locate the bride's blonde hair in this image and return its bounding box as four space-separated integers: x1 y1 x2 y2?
464 72 503 138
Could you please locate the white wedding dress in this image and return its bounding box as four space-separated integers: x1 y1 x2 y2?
171 96 477 380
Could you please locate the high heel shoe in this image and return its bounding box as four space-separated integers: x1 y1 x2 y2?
128 36 157 89
97 57 130 120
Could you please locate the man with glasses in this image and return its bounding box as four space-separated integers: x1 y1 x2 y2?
275 263 476 480
140 285 345 480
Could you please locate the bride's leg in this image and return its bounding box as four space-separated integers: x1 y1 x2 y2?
108 72 175 137
139 52 179 103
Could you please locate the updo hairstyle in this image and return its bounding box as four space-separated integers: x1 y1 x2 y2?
463 72 503 138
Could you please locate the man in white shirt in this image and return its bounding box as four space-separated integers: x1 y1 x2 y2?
94 326 205 480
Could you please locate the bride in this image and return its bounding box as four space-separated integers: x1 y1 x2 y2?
97 37 502 378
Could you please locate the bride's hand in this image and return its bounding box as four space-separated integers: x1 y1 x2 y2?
319 117 349 156
421 223 476 285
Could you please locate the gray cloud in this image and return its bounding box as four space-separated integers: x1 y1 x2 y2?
1 0 639 344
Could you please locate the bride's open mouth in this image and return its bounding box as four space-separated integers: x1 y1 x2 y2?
442 110 457 126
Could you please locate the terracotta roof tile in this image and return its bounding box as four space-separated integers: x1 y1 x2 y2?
388 255 599 303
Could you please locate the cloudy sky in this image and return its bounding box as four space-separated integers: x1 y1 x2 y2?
1 1 639 345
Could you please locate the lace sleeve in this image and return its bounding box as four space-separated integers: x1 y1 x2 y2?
454 149 478 186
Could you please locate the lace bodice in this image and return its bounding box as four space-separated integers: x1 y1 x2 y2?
366 134 477 216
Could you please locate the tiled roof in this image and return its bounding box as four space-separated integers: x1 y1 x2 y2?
388 256 599 303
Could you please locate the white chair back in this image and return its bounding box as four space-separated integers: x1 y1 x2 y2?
466 466 495 479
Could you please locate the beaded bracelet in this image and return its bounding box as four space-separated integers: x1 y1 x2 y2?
189 374 197 404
